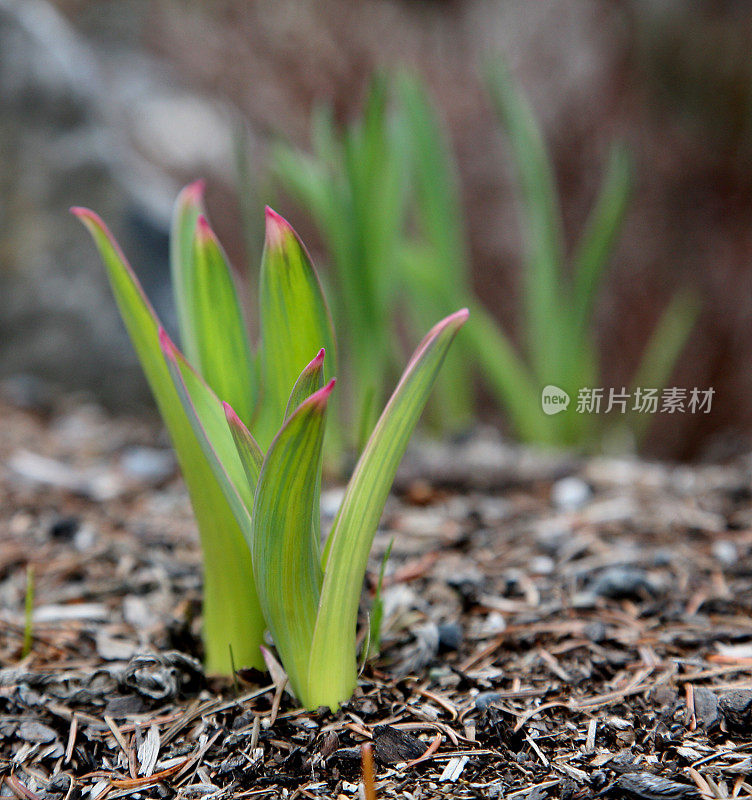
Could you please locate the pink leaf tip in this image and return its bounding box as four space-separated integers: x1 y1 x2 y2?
69 206 101 226
181 179 206 205
304 348 326 372
433 307 469 335
310 378 337 409
264 206 293 250
223 401 243 428
195 213 214 244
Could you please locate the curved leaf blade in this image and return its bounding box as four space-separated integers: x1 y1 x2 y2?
170 180 206 365
256 208 336 449
308 309 468 709
486 61 566 385
160 329 260 530
284 349 326 421
189 216 256 425
571 144 632 331
628 288 700 444
251 380 335 702
72 207 264 673
224 402 264 489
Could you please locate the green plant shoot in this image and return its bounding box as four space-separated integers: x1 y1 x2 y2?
165 301 467 710
75 189 466 710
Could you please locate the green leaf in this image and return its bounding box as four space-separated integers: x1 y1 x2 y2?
170 180 205 365
280 348 327 558
571 144 632 332
396 74 467 289
224 402 264 490
284 349 326 420
463 302 554 444
307 309 468 710
72 207 265 673
188 216 256 425
169 184 257 427
486 61 566 386
272 85 406 445
628 288 700 444
251 380 335 702
256 208 336 448
395 76 475 428
160 328 260 530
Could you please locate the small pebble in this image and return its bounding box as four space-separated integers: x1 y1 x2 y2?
692 686 720 730
73 523 97 552
551 476 591 511
584 621 607 643
651 549 673 567
529 555 555 575
372 724 427 765
649 684 678 708
320 487 345 521
712 540 738 566
720 689 752 731
437 621 462 651
589 566 658 600
49 515 79 539
475 692 503 712
121 446 175 483
479 611 506 636
535 522 570 555
17 720 57 743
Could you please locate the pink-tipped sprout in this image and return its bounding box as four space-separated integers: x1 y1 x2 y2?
309 378 337 409
264 206 294 250
180 179 206 207
305 348 326 372
223 400 248 432
195 213 215 244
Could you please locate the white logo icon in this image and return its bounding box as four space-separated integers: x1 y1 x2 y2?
541 385 570 415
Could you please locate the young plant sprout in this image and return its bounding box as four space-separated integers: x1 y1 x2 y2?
73 188 467 709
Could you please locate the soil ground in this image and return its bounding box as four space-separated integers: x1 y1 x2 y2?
2 393 752 800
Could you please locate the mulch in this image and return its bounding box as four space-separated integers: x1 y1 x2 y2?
2 392 752 800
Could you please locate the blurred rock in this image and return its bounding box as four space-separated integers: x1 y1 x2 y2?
587 566 660 601
120 445 175 483
0 0 242 411
719 690 752 733
0 0 166 407
692 686 720 731
551 475 592 511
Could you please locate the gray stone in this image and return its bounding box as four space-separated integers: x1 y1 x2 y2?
120 446 175 483
551 476 592 511
588 566 659 600
0 0 241 410
692 686 720 730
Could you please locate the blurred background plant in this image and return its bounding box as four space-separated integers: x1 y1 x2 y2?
273 67 698 451
273 76 409 446
3 0 751 460
483 63 700 449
